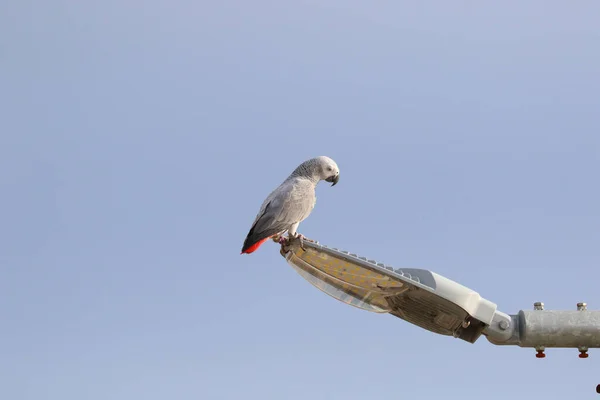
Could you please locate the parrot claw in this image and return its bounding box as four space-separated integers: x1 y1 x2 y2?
276 233 308 252
299 234 316 244
291 233 308 252
275 233 316 252
297 234 306 252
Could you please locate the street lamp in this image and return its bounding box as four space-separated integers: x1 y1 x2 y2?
279 239 600 359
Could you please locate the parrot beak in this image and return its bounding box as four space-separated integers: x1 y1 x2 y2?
326 174 340 186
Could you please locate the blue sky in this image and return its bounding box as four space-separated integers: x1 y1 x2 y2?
2 1 599 399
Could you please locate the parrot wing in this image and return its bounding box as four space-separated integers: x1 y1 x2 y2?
241 180 315 253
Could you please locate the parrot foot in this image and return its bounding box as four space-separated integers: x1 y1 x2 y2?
274 233 308 252
297 234 316 244
297 234 306 252
290 233 307 252
274 234 296 249
274 233 316 252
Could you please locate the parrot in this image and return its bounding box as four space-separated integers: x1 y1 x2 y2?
241 156 340 255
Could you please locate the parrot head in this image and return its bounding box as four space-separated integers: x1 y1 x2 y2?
290 156 340 186
316 156 340 186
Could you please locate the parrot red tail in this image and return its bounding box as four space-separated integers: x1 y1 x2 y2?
240 237 271 254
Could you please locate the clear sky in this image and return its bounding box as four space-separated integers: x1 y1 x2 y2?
2 1 599 399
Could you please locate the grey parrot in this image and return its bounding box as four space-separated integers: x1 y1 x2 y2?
241 156 340 254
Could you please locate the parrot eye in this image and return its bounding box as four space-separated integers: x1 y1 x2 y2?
327 166 333 171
